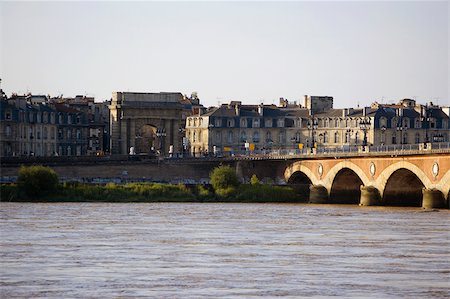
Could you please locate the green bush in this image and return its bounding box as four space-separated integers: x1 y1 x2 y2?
17 165 59 198
210 165 240 196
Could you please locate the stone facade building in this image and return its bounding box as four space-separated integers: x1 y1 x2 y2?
0 92 110 157
186 96 449 156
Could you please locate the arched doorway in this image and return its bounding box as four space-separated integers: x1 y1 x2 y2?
288 171 312 202
330 168 363 204
135 125 157 154
383 169 424 207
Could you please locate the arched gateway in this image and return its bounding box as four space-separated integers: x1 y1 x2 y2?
109 92 197 156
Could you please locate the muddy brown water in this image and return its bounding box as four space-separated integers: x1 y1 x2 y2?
1 203 449 298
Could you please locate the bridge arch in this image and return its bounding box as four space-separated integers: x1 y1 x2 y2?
329 168 364 204
382 168 425 207
287 171 313 202
376 161 433 198
323 161 371 191
284 163 319 186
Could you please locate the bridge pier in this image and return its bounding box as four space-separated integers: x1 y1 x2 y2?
422 188 446 209
309 185 329 204
359 186 381 206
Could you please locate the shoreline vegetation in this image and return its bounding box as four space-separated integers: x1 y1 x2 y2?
0 165 301 203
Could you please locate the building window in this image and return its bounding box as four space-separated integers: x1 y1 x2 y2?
402 117 409 128
240 131 247 142
253 131 260 143
68 115 72 125
59 114 63 124
76 129 81 140
415 133 420 143
277 119 284 128
5 110 12 120
266 131 272 143
215 118 222 127
323 132 328 143
402 132 408 144
392 134 397 144
188 118 192 127
50 113 55 124
193 131 197 142
355 132 359 144
265 118 272 128
227 119 235 128
415 118 420 129
253 118 260 128
215 131 221 143
334 132 339 143
335 119 340 128
227 131 233 143
240 118 247 128
67 130 72 140
37 113 41 123
43 127 48 139
5 125 11 137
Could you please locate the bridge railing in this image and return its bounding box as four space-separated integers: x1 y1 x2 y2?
185 142 450 160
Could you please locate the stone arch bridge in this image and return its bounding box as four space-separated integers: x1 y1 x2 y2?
258 153 449 209
1 151 449 208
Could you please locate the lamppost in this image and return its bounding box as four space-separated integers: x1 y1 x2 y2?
421 108 431 145
396 116 408 145
380 126 386 146
359 117 371 151
156 128 166 156
307 117 318 153
178 127 185 157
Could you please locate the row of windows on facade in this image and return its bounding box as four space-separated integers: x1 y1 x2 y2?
189 130 448 145
14 143 84 156
4 125 84 140
188 116 443 129
4 110 85 125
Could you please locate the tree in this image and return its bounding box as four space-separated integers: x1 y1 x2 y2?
210 165 240 197
250 174 260 185
17 165 59 198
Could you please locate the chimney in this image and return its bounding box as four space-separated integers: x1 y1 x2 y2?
235 103 240 116
258 103 264 116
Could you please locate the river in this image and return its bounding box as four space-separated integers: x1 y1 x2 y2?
1 203 449 298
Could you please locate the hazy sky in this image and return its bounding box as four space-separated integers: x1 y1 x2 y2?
1 1 448 108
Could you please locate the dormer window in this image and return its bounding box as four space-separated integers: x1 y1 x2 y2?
277 119 285 128
5 110 12 120
227 118 235 127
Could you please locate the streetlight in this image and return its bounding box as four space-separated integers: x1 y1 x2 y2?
179 127 186 157
396 116 408 145
156 128 166 156
359 117 371 150
307 117 318 153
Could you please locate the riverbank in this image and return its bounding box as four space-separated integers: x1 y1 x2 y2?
0 182 301 203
